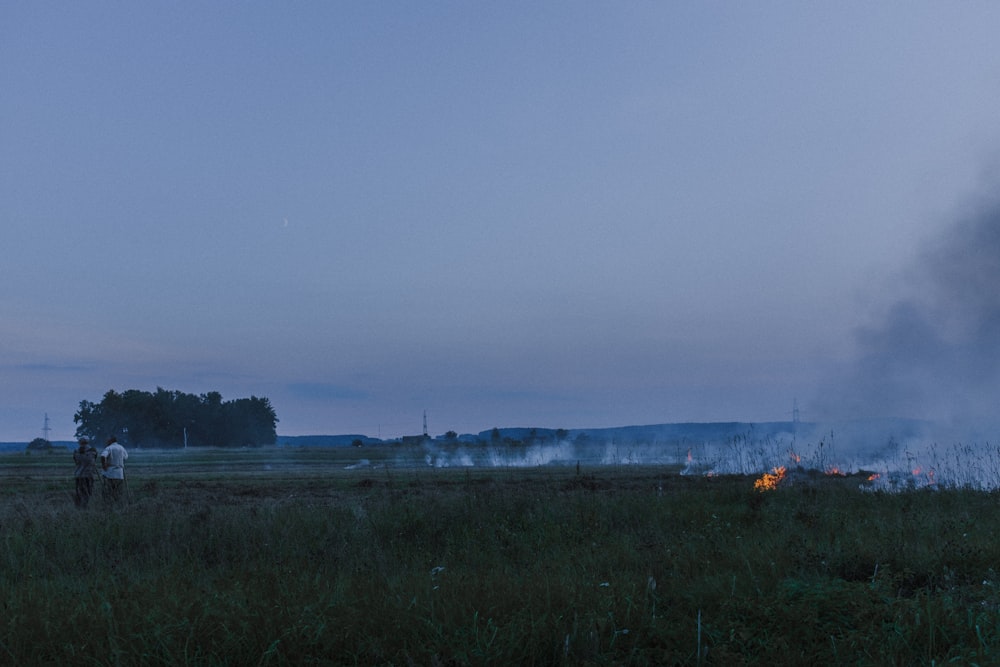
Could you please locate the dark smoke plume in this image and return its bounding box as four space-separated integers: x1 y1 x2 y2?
835 189 1000 426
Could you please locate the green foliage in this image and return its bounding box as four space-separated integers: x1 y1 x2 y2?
73 387 278 448
25 437 53 452
4 453 1000 665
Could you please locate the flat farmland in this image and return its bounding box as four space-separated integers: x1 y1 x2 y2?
3 446 1000 666
1 445 688 503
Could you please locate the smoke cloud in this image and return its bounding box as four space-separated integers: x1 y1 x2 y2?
828 188 1000 429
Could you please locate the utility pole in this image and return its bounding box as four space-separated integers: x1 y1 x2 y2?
423 410 428 438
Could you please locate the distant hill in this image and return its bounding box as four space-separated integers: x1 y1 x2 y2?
1 420 932 452
277 434 382 447
278 418 934 448
554 418 932 448
0 419 931 452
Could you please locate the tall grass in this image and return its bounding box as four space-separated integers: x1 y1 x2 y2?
3 455 1000 665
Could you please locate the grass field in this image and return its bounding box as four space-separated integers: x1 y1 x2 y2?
4 445 1000 665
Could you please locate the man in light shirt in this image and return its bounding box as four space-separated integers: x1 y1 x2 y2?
100 436 129 504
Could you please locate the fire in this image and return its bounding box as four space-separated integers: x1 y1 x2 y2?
788 450 801 464
867 473 880 482
825 466 844 476
909 466 936 485
753 466 786 492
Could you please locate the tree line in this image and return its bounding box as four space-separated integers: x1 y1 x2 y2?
74 388 278 448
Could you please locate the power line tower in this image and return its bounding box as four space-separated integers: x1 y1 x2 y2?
423 410 428 438
42 413 52 442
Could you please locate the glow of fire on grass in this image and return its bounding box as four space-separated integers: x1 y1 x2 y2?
753 466 786 492
912 467 937 486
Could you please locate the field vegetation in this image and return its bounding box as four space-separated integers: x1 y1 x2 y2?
3 445 1000 665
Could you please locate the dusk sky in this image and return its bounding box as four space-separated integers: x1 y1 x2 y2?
4 3 1000 442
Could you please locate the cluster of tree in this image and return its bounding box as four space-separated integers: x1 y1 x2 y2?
488 427 570 447
392 428 573 448
26 437 54 452
74 388 278 448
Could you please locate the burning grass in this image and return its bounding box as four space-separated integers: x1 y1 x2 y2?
3 448 1000 665
752 465 786 491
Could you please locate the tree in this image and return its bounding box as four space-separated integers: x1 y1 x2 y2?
26 437 53 453
222 396 278 446
74 388 279 447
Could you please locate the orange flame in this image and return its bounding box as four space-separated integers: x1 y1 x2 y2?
754 466 786 492
867 473 880 482
788 450 801 464
825 466 844 476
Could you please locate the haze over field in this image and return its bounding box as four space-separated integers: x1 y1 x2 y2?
4 4 1000 443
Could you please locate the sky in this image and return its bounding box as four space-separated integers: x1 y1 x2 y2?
3 3 1000 442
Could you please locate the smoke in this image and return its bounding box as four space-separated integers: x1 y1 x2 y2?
388 437 681 469
829 187 1000 428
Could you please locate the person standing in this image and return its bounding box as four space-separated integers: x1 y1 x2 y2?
100 436 129 503
73 438 98 508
